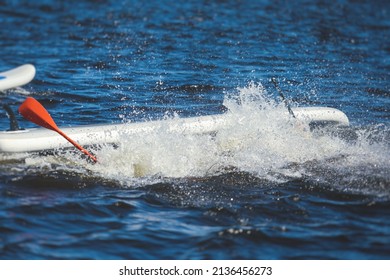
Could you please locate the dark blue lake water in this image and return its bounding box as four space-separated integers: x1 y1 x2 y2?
0 0 389 259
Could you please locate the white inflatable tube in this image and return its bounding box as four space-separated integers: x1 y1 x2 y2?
0 107 349 153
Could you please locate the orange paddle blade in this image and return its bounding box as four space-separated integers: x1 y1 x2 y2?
18 97 58 131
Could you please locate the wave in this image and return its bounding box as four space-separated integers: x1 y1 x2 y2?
2 82 389 198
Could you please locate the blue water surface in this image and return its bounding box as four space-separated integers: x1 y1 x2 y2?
0 0 389 259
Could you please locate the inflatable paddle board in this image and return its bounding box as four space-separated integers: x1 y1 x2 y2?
0 107 349 153
0 64 36 91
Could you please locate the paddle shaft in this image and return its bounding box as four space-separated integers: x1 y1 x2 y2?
271 78 296 118
56 128 97 163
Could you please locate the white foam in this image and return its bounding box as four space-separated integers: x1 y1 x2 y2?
82 82 388 187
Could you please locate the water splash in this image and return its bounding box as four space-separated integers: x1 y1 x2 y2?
82 82 389 192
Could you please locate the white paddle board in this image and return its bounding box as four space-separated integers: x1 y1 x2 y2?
0 64 36 91
0 107 349 153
